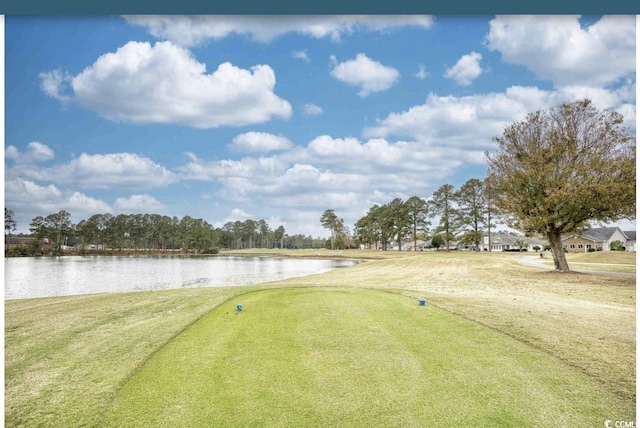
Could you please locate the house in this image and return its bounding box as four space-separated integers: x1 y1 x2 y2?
5 236 37 247
5 236 52 247
388 242 403 251
407 233 546 252
623 231 636 252
399 238 460 251
478 232 547 252
561 227 630 253
403 240 428 251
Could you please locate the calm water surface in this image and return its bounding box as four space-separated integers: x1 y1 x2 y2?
4 255 358 300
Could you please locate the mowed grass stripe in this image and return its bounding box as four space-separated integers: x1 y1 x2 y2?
103 288 610 427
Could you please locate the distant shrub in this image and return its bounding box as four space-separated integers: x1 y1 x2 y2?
6 246 29 257
587 248 596 252
202 246 219 255
610 240 625 251
430 235 445 249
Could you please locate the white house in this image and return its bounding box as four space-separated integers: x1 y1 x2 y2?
561 227 631 252
479 233 547 252
623 230 636 252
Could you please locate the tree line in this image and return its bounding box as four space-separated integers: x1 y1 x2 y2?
321 177 496 252
4 209 328 257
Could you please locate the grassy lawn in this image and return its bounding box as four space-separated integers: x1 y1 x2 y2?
535 251 636 274
104 288 620 427
5 286 259 427
5 251 635 427
564 251 636 264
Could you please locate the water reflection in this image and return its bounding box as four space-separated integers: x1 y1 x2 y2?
4 255 357 300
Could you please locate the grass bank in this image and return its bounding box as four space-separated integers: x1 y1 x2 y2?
5 251 635 426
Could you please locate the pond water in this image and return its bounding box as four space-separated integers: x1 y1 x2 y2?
4 255 358 300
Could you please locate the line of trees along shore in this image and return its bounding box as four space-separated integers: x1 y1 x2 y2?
325 177 495 252
4 209 327 257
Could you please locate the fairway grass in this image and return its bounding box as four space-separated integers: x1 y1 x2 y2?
105 288 619 427
5 251 635 427
536 252 637 274
4 286 261 427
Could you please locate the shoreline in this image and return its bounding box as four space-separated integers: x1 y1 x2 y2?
5 247 385 261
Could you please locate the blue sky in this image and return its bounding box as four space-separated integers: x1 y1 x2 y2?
4 15 637 236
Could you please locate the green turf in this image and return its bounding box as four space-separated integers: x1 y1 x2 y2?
103 288 613 427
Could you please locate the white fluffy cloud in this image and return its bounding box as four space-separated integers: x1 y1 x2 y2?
486 15 635 88
330 53 400 97
444 51 483 86
292 50 310 62
41 41 292 128
304 135 477 175
226 208 254 222
124 15 434 47
363 84 636 149
415 64 429 80
14 152 178 190
5 178 112 228
114 194 166 213
179 153 288 182
229 132 293 153
5 142 55 163
39 69 72 102
303 103 324 116
67 192 113 214
5 178 62 203
210 162 375 211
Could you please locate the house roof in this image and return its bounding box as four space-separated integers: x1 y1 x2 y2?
6 236 36 244
405 240 428 247
486 232 546 246
562 227 626 242
420 238 459 247
623 230 636 241
584 227 623 241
